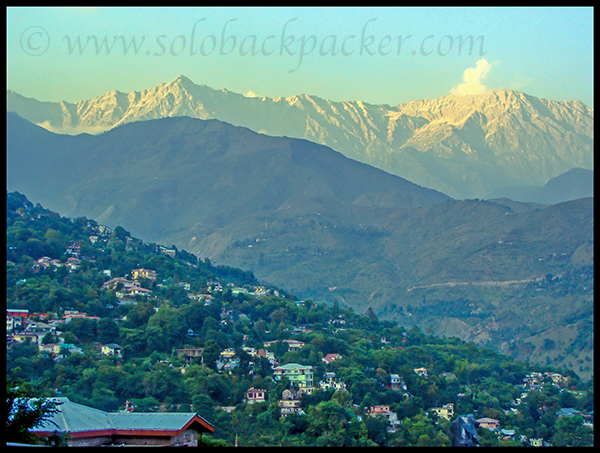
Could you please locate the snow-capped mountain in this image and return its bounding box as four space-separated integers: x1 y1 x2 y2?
6 75 594 198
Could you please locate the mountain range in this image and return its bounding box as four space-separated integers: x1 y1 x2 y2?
6 75 594 199
6 112 593 378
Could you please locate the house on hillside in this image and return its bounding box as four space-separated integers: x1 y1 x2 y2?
273 363 314 390
291 325 312 334
414 367 428 377
278 388 305 417
187 292 212 303
547 372 569 388
38 343 61 356
66 257 82 272
322 353 341 365
7 308 30 318
476 417 500 430
388 374 407 392
499 428 516 440
66 242 81 257
257 348 277 367
430 403 454 421
523 372 543 390
35 256 52 269
319 371 347 391
367 405 400 431
131 268 157 281
217 348 239 372
121 286 153 298
101 277 139 291
176 348 203 366
101 276 153 298
159 246 176 258
57 343 84 358
29 397 214 446
10 331 46 345
38 343 83 358
556 408 582 418
6 309 30 331
62 310 89 321
245 388 266 405
264 339 305 352
101 343 122 357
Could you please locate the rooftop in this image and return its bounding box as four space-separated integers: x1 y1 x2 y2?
31 397 214 438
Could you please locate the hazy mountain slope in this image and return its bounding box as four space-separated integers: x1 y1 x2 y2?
6 111 449 243
486 168 594 204
6 112 593 378
7 76 593 199
537 168 594 203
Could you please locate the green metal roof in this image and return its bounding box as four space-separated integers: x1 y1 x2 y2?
275 363 313 370
31 397 214 435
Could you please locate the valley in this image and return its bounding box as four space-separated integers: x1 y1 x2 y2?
6 6 593 447
6 112 593 379
6 191 593 446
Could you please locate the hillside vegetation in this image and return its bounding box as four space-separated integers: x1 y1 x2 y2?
6 192 594 446
6 113 594 379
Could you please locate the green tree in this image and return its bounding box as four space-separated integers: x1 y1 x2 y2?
62 318 97 343
6 378 62 445
61 331 78 345
97 318 120 344
41 332 55 345
305 400 356 446
90 387 119 412
551 415 594 446
201 340 221 371
363 414 389 445
331 389 353 408
126 301 155 328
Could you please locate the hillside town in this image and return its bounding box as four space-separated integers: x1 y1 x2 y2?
7 283 593 447
6 193 593 446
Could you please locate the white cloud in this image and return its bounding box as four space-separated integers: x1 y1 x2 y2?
451 59 492 96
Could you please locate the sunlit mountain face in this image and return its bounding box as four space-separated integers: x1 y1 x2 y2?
7 75 593 199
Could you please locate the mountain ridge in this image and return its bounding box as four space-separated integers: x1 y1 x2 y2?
6 112 593 378
486 167 594 204
6 111 449 242
7 76 593 199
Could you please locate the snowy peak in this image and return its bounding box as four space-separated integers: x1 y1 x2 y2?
6 77 594 199
173 74 194 85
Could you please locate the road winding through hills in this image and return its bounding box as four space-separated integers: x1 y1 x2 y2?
406 276 544 293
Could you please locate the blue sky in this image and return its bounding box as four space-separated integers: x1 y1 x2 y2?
6 6 594 107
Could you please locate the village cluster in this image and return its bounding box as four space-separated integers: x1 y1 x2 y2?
7 291 588 448
7 228 592 447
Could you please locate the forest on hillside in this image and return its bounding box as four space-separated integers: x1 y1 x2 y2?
6 191 594 446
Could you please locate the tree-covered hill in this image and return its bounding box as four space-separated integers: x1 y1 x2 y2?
7 113 593 380
6 192 593 446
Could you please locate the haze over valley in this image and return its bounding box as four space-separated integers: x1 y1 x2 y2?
6 9 595 448
6 101 593 378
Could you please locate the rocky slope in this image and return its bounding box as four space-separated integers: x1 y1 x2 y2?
7 76 594 199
